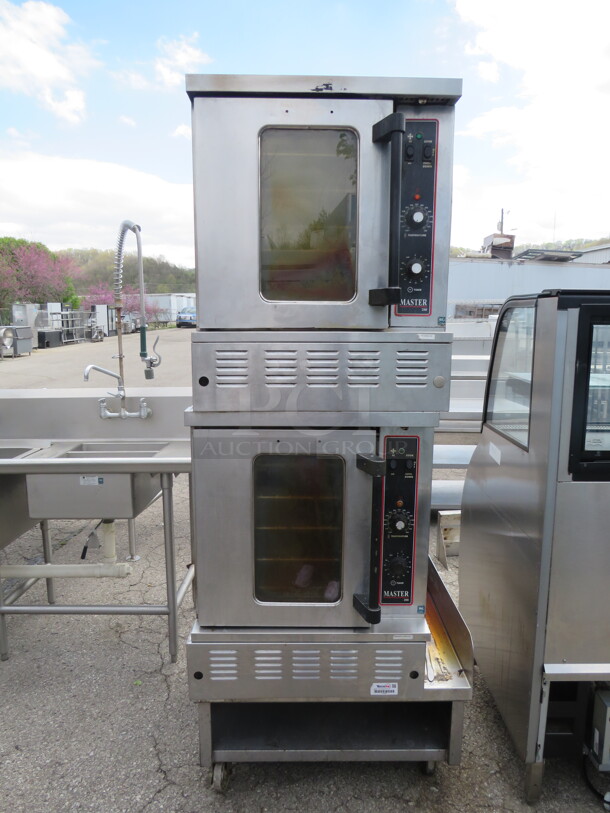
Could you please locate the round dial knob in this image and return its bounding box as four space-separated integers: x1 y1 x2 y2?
406 208 427 229
386 510 412 535
389 555 408 579
401 257 428 277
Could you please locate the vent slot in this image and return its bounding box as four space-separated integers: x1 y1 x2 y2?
330 649 358 680
208 649 238 681
374 649 404 681
265 350 297 387
254 649 283 680
347 349 380 388
215 349 248 387
396 349 429 388
306 349 339 388
291 649 321 680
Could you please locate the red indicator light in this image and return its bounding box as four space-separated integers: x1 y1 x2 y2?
414 193 421 201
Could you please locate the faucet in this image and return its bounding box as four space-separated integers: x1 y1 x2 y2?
83 364 151 420
84 364 125 399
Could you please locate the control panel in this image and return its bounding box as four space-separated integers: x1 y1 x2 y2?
379 435 418 605
397 120 437 317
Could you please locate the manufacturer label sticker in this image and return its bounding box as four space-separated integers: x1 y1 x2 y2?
79 476 104 486
370 682 398 696
489 442 501 466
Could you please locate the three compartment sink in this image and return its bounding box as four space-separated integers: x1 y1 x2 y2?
25 441 167 520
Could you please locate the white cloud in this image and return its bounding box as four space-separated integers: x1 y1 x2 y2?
0 150 195 267
110 69 150 91
0 0 100 123
454 0 610 245
119 115 136 128
171 124 191 139
477 60 498 83
154 34 212 88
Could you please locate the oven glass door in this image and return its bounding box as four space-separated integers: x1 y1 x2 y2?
192 428 376 627
191 97 392 330
254 454 344 603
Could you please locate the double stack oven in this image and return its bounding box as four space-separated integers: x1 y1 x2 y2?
184 74 473 780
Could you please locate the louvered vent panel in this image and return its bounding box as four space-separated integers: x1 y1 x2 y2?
265 350 297 387
347 350 380 387
395 349 429 388
330 649 359 680
306 349 339 388
254 649 283 680
215 349 248 387
374 649 404 681
208 649 238 681
291 649 321 680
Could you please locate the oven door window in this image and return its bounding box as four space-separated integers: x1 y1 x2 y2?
260 128 357 302
253 454 344 603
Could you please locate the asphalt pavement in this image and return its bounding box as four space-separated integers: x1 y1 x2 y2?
0 329 605 812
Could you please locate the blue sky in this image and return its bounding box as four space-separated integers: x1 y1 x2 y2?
1 0 609 266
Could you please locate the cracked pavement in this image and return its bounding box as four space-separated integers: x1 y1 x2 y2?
0 333 606 811
1 488 604 812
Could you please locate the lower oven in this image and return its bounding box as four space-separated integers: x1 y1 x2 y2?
191 426 433 629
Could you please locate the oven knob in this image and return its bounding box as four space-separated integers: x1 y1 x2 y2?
406 208 427 229
401 204 431 234
402 258 428 277
387 510 412 534
389 555 408 579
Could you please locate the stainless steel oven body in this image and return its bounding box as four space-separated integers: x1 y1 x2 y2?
191 427 434 629
189 329 451 417
184 75 472 781
187 74 459 331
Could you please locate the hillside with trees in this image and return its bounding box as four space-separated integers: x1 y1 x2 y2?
60 248 195 295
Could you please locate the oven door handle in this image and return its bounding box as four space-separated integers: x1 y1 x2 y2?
353 453 387 624
368 113 405 308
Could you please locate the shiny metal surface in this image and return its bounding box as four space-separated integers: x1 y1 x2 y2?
192 96 391 330
190 332 450 414
461 292 610 785
192 426 436 628
186 73 462 104
460 295 562 762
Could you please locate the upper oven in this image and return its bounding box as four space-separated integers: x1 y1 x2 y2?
187 75 460 331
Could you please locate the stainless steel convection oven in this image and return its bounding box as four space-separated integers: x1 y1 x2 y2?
460 290 610 802
184 74 473 790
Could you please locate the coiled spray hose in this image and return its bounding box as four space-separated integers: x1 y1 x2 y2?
113 220 161 383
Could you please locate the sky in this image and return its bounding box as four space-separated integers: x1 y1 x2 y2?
1 0 609 268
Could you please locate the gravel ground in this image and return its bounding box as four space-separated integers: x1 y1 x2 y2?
0 332 606 811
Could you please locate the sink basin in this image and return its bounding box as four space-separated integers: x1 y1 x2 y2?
26 440 165 520
0 446 39 459
62 441 168 455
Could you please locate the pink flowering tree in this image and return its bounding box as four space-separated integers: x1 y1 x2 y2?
0 237 81 309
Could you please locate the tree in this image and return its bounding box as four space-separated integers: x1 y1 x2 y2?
0 237 82 309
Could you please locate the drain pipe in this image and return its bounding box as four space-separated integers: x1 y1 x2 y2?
100 520 117 565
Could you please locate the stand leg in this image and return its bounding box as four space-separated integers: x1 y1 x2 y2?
126 518 140 562
162 473 178 663
41 520 55 604
0 580 8 660
525 761 544 804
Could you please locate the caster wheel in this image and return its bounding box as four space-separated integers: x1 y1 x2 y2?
211 762 230 793
421 760 436 776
